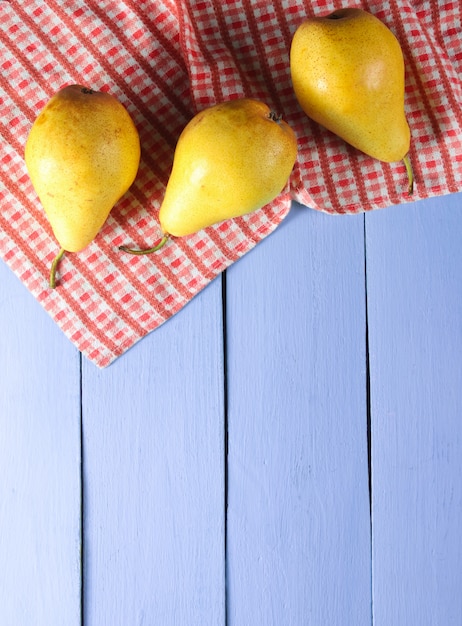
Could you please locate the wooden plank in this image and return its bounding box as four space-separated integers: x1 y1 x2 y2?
81 277 225 625
366 193 462 625
0 262 82 626
225 204 371 624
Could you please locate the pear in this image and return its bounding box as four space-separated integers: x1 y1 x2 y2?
290 8 413 193
120 98 297 255
25 84 141 287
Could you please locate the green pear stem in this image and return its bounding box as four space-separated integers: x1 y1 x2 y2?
403 154 414 196
49 247 65 289
119 234 170 255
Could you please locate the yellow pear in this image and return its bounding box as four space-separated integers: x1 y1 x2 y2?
25 84 141 287
290 8 413 193
120 98 297 254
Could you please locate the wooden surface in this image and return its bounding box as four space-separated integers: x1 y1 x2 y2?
1 191 461 625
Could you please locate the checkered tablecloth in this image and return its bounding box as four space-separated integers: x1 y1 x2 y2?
1 1 461 367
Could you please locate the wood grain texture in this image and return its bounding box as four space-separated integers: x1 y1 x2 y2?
366 193 462 625
225 204 372 625
81 277 226 625
0 263 81 626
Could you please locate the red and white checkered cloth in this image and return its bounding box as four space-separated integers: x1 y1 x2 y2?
1 1 461 367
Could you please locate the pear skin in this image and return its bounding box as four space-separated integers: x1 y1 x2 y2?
120 98 297 254
160 99 297 237
290 8 413 191
25 84 140 286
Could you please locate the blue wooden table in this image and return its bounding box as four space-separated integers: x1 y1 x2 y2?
1 192 461 625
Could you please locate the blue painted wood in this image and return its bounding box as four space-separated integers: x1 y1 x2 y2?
365 193 462 626
2 192 461 626
81 277 226 625
225 204 372 625
0 262 81 626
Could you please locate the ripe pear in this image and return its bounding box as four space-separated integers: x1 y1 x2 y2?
25 84 141 287
120 98 297 255
290 8 413 193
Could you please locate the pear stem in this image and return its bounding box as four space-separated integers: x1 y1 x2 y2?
403 154 414 196
50 247 65 289
119 234 170 255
